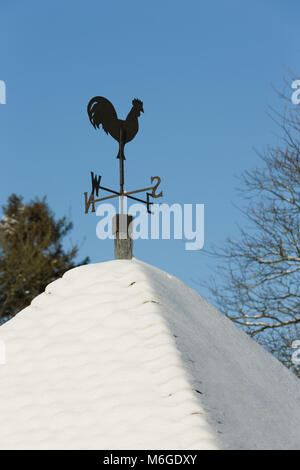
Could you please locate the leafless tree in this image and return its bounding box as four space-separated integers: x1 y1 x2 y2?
208 85 300 377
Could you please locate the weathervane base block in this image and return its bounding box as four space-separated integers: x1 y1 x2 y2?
112 214 133 260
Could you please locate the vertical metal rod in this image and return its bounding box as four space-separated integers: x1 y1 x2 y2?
120 156 124 195
119 128 124 194
119 128 124 215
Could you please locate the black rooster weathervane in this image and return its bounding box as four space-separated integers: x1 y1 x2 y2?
84 96 163 258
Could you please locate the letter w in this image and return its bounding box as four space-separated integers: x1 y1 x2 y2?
91 172 101 196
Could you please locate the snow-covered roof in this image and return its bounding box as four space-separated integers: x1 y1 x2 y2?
0 259 300 450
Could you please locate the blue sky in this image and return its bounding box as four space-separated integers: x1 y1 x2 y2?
0 0 299 301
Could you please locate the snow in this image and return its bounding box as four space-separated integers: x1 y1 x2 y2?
0 258 300 450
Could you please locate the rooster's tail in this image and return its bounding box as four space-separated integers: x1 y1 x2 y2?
87 96 118 135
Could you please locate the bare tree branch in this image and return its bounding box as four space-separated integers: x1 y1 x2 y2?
205 80 300 377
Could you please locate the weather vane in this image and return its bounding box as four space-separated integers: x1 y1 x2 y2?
84 96 163 258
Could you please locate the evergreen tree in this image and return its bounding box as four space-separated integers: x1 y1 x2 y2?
0 194 88 321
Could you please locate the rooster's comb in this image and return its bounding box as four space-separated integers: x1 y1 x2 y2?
132 98 143 108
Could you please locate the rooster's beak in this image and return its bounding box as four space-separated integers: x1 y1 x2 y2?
141 108 144 113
